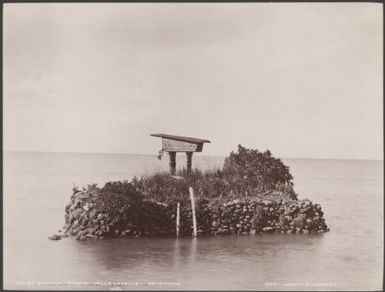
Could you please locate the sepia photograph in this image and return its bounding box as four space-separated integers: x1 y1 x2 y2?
3 2 383 291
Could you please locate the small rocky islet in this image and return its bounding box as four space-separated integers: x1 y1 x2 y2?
51 145 329 241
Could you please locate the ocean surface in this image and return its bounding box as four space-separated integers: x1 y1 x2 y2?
3 151 383 290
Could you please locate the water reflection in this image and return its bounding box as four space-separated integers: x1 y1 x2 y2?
173 239 181 268
172 237 197 268
69 234 326 282
188 238 198 264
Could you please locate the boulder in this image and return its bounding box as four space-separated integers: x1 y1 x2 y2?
49 234 61 240
262 227 274 233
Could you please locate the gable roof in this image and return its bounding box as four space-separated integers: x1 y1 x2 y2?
151 133 211 144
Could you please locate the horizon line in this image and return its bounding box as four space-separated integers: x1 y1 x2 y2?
3 149 383 162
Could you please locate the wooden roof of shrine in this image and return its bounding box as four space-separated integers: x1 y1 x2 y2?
150 133 211 144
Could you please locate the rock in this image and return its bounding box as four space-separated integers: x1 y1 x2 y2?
49 234 61 240
293 214 305 229
262 227 274 233
77 229 88 237
85 227 96 235
263 200 271 206
76 235 86 241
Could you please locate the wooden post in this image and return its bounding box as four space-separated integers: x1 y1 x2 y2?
189 187 197 237
186 152 193 173
176 202 180 238
169 152 176 175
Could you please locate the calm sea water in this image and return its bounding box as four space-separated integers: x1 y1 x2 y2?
3 151 383 290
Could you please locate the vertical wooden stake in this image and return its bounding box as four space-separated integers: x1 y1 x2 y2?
176 202 180 238
186 152 193 173
189 187 197 237
169 152 176 175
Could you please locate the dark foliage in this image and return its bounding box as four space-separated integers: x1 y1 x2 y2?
223 145 294 192
95 181 143 216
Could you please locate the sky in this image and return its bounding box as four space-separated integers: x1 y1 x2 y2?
3 3 383 160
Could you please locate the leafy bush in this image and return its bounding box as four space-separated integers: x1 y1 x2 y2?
223 145 294 192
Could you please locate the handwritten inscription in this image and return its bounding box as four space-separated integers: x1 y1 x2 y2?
162 138 199 152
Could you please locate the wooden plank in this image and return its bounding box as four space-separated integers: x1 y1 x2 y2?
162 138 201 152
151 133 211 144
186 152 193 173
169 152 176 175
189 187 197 237
176 202 180 238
